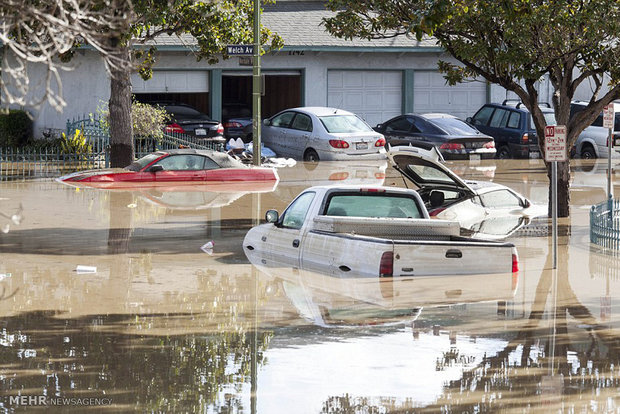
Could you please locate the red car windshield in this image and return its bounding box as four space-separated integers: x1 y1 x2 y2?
126 153 164 171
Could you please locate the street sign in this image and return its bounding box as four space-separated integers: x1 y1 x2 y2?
544 125 567 162
603 104 615 129
226 45 254 56
238 56 253 66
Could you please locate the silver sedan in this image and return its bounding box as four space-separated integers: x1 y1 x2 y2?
258 106 387 161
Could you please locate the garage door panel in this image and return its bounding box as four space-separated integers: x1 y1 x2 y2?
131 70 209 93
414 71 486 119
328 70 402 127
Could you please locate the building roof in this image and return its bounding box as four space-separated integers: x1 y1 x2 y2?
145 1 440 52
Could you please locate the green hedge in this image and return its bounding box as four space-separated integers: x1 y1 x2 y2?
0 110 33 147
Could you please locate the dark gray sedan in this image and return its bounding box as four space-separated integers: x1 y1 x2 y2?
375 113 496 160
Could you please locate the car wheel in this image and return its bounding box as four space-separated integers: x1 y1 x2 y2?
496 146 511 159
581 145 597 159
303 149 320 162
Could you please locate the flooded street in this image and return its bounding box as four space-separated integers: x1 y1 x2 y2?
2 158 620 412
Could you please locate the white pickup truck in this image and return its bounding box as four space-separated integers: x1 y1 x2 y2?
243 185 519 278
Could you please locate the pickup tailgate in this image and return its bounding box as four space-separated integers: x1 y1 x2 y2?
392 239 515 276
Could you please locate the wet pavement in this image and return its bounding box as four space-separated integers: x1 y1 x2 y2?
1 158 620 412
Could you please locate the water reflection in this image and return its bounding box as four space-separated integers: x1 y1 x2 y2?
2 160 620 412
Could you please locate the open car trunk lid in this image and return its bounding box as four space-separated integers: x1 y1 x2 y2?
387 147 476 196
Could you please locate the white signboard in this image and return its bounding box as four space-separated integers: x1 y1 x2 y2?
603 104 615 129
544 125 567 162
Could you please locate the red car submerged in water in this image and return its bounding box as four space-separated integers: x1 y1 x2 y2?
58 149 279 188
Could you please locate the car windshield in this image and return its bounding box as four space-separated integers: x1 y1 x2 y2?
319 115 373 133
324 194 423 219
125 153 162 171
429 117 480 135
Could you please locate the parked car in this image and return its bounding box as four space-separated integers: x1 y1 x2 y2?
374 113 496 160
259 107 387 161
468 100 550 159
222 103 253 140
150 101 225 142
570 100 620 159
57 149 278 188
388 146 546 239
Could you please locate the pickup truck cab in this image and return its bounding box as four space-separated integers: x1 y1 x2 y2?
243 185 519 278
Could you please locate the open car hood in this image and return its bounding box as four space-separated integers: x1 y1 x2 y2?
387 147 475 195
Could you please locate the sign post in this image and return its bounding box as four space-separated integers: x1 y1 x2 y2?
603 104 615 199
545 125 567 269
251 1 262 166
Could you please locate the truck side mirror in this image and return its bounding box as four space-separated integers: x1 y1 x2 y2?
265 209 279 223
376 123 383 129
466 117 473 124
263 119 270 126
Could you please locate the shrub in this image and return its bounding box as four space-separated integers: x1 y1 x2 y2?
60 129 92 154
0 110 33 147
97 100 170 139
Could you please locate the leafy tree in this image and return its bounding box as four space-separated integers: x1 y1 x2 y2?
324 0 620 216
102 0 283 167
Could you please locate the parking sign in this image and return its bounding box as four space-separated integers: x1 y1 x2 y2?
603 104 615 129
544 125 567 162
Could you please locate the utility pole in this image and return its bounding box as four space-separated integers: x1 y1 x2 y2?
252 0 262 166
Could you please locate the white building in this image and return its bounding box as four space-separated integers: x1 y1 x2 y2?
16 0 563 137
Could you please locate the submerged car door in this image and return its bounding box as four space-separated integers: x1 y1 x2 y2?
264 191 316 268
287 112 314 156
263 111 296 157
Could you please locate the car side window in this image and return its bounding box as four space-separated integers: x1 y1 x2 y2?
506 111 521 129
489 108 509 128
385 117 413 133
271 112 295 128
471 106 495 126
281 191 316 229
479 190 522 208
291 113 313 132
155 155 206 171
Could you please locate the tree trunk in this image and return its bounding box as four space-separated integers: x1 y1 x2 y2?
108 42 134 168
546 160 570 218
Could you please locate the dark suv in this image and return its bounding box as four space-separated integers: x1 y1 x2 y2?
468 100 555 159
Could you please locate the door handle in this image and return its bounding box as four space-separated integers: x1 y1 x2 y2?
292 239 300 248
445 249 462 258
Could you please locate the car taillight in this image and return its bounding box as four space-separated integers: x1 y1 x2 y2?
329 172 349 180
216 123 224 135
483 141 495 149
374 172 386 179
512 272 519 291
165 123 185 133
429 207 446 217
380 251 393 277
512 251 519 273
375 137 386 147
522 133 529 143
439 143 465 150
329 140 350 148
223 122 243 128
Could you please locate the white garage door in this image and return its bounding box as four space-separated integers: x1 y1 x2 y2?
413 71 486 119
328 70 402 127
131 70 209 93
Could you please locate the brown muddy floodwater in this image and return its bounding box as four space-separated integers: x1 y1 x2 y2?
1 158 620 413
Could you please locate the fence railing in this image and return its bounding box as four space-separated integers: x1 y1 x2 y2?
590 198 620 250
0 115 225 180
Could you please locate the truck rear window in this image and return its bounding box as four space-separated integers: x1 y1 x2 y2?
323 194 423 219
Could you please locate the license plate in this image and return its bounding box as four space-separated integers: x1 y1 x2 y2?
529 151 540 159
195 128 207 136
356 142 368 150
469 154 481 161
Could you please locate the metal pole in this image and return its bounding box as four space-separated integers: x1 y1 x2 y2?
252 0 262 166
608 127 613 198
552 161 557 269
